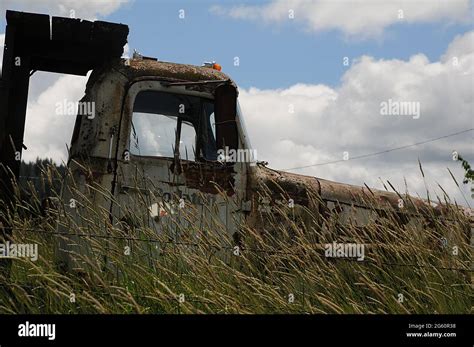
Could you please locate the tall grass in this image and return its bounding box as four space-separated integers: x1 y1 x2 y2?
0 163 472 314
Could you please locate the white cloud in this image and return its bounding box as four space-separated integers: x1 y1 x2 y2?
1 0 129 20
211 0 471 37
239 30 474 205
22 74 88 164
122 43 130 59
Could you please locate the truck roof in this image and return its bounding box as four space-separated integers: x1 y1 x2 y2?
116 58 235 85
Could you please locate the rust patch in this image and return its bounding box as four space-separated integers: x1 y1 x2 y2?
171 161 236 196
125 59 232 83
251 166 319 207
112 58 239 95
251 166 452 219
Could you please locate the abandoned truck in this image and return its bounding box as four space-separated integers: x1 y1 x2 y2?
0 11 472 271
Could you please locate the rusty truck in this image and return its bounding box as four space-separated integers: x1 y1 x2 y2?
0 11 472 272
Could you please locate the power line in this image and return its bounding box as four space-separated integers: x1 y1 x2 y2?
282 128 474 171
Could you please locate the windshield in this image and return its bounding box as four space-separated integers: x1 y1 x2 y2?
130 90 217 161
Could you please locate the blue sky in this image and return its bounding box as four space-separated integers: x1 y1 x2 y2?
1 1 472 89
103 0 473 89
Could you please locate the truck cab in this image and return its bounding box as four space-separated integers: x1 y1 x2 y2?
62 57 251 244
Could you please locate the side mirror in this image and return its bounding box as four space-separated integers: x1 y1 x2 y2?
214 84 238 155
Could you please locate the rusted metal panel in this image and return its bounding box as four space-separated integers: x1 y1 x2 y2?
173 161 236 196
248 165 469 228
123 59 233 85
251 166 319 207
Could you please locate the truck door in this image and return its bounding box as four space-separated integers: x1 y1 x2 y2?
113 80 247 245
